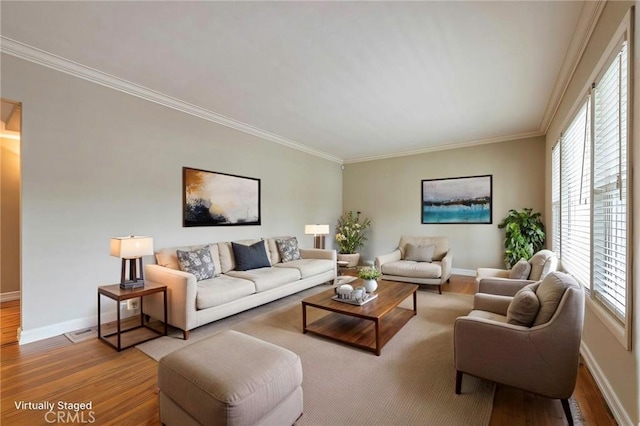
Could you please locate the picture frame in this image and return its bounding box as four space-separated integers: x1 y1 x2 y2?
183 167 261 227
421 175 492 224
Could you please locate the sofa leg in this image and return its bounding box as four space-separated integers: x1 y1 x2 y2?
561 398 573 426
182 330 190 340
438 286 442 294
455 371 463 394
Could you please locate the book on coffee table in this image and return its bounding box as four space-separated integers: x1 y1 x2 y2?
331 293 378 306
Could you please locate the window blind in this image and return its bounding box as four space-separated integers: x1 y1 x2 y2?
551 144 561 256
560 99 591 287
592 41 628 322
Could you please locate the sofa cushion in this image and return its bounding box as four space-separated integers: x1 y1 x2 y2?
226 267 301 292
381 260 442 279
274 258 334 278
265 236 292 265
176 246 216 281
232 241 271 271
156 244 221 277
533 271 574 326
404 243 435 262
506 284 540 326
196 275 256 310
218 240 271 273
508 259 531 280
276 237 301 262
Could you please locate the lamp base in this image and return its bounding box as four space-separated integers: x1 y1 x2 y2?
120 280 145 290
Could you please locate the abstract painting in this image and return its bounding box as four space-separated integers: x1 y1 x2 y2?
421 175 492 224
183 167 261 227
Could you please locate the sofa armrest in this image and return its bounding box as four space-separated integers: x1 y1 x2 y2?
440 250 453 281
375 249 401 269
473 293 512 315
144 264 198 332
478 278 535 297
299 248 337 261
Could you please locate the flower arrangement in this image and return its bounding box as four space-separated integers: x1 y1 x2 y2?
358 266 381 280
335 211 371 254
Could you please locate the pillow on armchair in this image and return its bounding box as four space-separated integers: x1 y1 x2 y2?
506 283 540 326
508 259 531 280
404 243 436 262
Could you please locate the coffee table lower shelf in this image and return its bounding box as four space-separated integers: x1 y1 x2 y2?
303 307 415 355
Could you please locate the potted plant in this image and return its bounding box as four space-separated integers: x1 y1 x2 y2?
335 211 371 267
358 266 381 293
497 208 546 268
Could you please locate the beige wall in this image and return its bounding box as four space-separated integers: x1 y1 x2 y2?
1 137 21 294
545 1 638 424
0 54 342 339
342 136 545 271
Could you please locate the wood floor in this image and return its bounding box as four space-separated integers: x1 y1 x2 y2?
1 276 617 425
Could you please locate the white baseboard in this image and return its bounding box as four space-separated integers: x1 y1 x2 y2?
451 268 475 277
19 310 120 345
580 341 634 426
0 291 20 302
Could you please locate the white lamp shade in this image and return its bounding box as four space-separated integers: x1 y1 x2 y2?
304 224 330 235
110 236 154 259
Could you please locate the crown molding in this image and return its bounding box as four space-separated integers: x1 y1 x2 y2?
0 36 343 164
343 130 544 164
538 0 607 133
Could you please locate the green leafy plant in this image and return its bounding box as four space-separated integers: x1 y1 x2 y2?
498 208 546 268
358 266 381 280
335 211 371 254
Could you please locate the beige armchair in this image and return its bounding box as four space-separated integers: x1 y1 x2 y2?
375 236 452 294
475 249 558 296
454 271 585 426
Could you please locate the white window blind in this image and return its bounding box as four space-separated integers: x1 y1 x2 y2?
551 144 561 255
560 98 591 287
592 40 628 322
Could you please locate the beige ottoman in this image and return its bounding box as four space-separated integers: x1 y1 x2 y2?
158 330 303 426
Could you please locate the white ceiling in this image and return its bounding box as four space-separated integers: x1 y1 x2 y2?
1 1 592 163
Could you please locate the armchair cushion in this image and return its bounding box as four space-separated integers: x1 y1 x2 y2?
404 243 435 262
534 271 574 326
529 249 558 281
508 259 531 280
506 284 540 326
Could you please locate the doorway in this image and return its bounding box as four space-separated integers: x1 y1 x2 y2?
1 98 22 345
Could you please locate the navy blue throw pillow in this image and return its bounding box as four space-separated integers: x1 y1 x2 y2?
232 241 271 271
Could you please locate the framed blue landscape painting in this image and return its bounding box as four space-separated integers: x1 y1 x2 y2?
421 175 492 224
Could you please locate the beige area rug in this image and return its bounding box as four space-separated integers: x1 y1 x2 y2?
137 287 495 426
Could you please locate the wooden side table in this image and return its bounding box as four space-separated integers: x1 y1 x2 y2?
97 282 167 351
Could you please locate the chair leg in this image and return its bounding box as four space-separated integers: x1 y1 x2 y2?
182 330 190 340
438 285 442 294
455 371 463 394
561 398 573 426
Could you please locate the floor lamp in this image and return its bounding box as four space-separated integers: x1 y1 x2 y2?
110 236 154 289
305 224 330 249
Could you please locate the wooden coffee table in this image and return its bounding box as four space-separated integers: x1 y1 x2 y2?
302 280 418 355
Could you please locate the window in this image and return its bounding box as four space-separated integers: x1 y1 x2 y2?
551 20 631 349
592 41 628 323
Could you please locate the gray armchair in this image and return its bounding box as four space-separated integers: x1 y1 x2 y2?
475 249 558 296
454 271 585 425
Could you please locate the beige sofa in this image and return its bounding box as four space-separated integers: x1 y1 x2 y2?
143 237 336 339
375 236 452 293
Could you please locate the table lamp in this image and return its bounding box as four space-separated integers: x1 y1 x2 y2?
110 235 154 289
304 224 330 249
